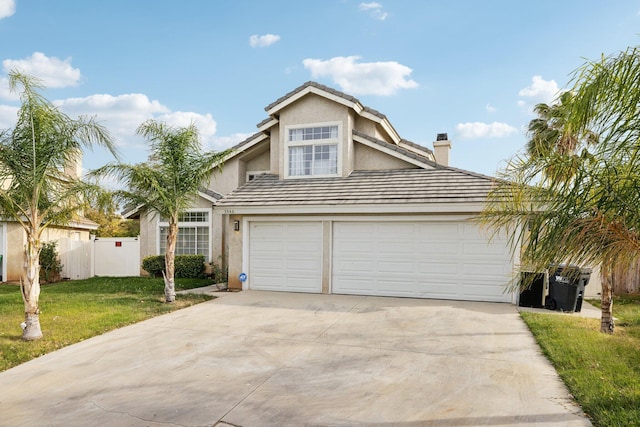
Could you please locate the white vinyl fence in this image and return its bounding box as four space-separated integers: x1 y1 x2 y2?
92 237 141 277
57 236 140 280
58 238 93 280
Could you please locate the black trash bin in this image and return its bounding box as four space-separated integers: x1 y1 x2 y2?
519 272 546 308
546 265 581 312
574 268 592 312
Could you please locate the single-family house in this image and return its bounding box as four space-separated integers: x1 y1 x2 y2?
0 156 98 282
136 81 519 303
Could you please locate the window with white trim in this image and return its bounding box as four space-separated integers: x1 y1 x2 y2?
286 124 339 177
158 210 210 260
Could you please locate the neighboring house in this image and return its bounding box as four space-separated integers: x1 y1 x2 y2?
0 156 98 282
136 81 518 303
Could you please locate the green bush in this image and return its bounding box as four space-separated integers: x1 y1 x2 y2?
142 255 205 279
40 241 63 283
142 255 165 277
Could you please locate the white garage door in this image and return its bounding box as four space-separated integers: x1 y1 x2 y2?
248 221 323 293
332 221 513 302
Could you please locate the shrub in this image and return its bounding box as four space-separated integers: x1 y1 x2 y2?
40 241 63 283
142 255 205 279
207 257 228 283
142 255 165 277
175 255 206 278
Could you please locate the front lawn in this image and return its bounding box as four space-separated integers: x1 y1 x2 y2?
521 295 640 427
0 276 216 372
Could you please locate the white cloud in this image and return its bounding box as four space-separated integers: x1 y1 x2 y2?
2 52 82 89
359 2 382 10
359 2 388 20
156 111 218 150
455 122 518 139
302 56 417 96
518 75 560 106
485 103 496 113
0 104 18 130
249 34 280 48
54 93 171 149
0 77 16 101
0 0 15 19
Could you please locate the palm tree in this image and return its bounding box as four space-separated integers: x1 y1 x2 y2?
0 70 116 340
94 120 229 302
526 91 598 183
481 46 640 333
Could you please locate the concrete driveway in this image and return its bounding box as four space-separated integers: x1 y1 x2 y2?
0 291 591 427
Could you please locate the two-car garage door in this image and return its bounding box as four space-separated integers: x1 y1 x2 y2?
247 220 513 302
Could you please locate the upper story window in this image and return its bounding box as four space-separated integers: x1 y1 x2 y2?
286 124 340 178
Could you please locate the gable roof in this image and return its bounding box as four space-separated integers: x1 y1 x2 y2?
215 168 496 214
226 82 434 168
261 81 402 144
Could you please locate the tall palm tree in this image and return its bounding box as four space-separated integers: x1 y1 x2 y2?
95 120 229 302
0 70 116 340
526 91 599 183
481 46 640 333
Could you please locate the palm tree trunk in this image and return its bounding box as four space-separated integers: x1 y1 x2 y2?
600 263 615 334
21 233 43 340
164 222 177 303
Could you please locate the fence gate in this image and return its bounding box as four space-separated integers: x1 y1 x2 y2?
58 238 93 280
93 237 141 277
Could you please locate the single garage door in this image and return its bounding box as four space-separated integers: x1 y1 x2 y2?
332 221 513 302
248 221 323 293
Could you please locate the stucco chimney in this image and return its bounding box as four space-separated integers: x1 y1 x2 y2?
64 149 83 179
433 133 451 166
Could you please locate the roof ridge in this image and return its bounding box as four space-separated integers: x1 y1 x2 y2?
263 81 387 121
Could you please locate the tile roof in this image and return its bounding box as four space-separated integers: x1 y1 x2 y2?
229 131 267 151
353 130 434 165
399 138 434 156
216 168 496 208
199 187 224 200
264 81 387 120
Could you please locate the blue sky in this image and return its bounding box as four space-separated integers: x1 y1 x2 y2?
1 0 639 179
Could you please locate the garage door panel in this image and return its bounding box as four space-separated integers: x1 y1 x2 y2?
379 260 415 274
249 222 322 293
418 222 459 236
417 242 458 255
462 262 509 277
464 242 508 256
333 221 512 302
379 242 414 254
335 259 376 272
418 261 459 275
378 222 415 236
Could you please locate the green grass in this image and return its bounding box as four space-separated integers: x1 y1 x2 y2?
0 276 216 372
521 295 640 427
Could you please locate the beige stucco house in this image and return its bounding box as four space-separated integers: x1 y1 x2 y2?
136 81 518 303
0 156 98 282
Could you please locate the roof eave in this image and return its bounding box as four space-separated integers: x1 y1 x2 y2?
214 202 487 215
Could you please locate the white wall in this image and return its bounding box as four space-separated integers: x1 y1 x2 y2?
93 237 141 277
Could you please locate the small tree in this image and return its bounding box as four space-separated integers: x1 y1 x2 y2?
94 120 228 302
0 71 116 340
39 241 63 283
